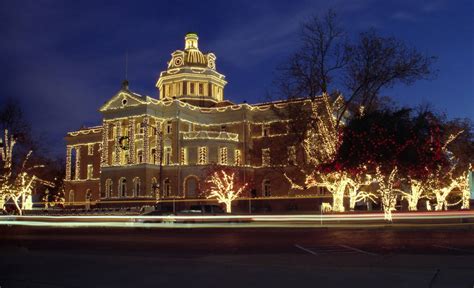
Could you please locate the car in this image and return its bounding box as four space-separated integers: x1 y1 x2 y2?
179 205 225 215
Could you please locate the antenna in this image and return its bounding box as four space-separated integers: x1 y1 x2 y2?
125 50 128 80
121 50 129 90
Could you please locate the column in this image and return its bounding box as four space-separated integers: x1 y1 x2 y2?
65 145 72 180
74 146 81 180
101 121 108 167
114 120 122 165
143 117 150 163
128 118 136 164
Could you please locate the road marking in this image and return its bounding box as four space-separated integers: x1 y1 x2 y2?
432 244 473 253
294 244 318 256
339 244 378 256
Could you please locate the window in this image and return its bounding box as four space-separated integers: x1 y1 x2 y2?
87 164 93 179
137 150 144 163
219 147 228 165
105 179 113 198
198 146 208 165
166 121 172 134
288 146 296 165
190 82 195 94
164 147 172 165
263 179 271 197
119 177 127 197
133 177 141 197
137 122 145 135
151 148 157 164
234 149 241 166
88 144 94 155
262 124 270 137
151 177 158 197
199 83 204 95
262 148 270 167
164 178 171 197
180 147 187 165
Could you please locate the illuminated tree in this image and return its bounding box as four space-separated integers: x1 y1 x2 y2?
347 173 377 210
401 178 425 211
374 166 401 222
0 130 53 215
203 170 248 213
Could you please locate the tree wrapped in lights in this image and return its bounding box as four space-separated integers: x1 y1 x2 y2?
0 130 53 215
203 169 248 213
347 173 377 210
401 178 425 211
374 166 401 221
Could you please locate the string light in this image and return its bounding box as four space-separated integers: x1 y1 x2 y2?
205 170 248 213
0 130 54 215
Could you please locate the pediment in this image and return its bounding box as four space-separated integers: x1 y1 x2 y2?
100 90 147 112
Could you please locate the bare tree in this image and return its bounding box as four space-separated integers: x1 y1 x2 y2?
338 29 436 127
277 9 348 100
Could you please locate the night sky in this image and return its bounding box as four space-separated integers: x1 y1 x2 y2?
0 0 472 156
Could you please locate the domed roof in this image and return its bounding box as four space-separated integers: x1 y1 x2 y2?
167 33 214 69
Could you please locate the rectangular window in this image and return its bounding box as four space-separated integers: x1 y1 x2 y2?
234 149 241 166
199 83 204 95
87 164 93 179
151 148 157 164
137 122 145 135
137 150 143 163
219 147 228 165
180 147 187 165
166 121 172 134
262 148 270 167
190 82 195 94
288 146 296 165
262 124 270 137
198 146 208 165
164 147 172 165
88 144 94 155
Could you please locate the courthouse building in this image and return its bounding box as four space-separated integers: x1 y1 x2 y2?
64 33 334 208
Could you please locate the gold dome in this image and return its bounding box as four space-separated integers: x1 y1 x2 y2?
184 33 207 66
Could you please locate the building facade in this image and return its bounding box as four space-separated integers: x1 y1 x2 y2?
64 33 333 208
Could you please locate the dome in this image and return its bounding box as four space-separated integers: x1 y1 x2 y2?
167 33 209 68
184 33 207 66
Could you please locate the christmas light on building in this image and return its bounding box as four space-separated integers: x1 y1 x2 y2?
63 33 338 208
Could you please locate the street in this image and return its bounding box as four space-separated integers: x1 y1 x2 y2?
1 226 473 287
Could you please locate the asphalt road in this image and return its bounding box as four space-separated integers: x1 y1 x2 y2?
1 226 474 287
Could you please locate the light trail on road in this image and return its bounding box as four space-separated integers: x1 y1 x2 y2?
0 210 472 228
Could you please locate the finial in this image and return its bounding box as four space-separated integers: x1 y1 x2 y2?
185 32 199 50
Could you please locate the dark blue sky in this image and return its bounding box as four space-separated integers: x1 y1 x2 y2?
0 0 472 156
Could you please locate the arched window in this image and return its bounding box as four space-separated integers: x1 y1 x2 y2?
119 177 127 197
262 179 271 197
105 179 113 198
133 177 141 197
164 178 171 197
69 190 75 204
